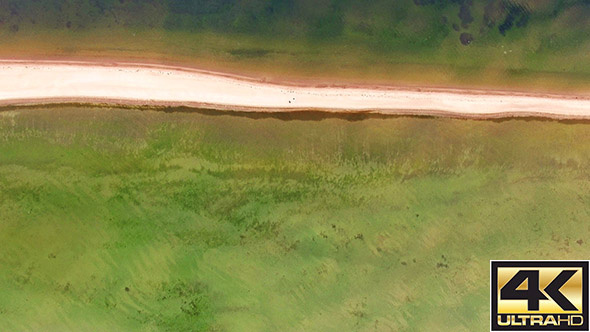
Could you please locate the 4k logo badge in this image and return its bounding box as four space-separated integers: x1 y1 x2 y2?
491 261 589 331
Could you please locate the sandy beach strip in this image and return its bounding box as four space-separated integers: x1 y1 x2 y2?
0 59 589 119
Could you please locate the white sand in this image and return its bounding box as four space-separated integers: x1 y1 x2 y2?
0 59 589 118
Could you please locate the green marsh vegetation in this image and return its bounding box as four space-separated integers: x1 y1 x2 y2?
1 0 590 90
1 107 590 331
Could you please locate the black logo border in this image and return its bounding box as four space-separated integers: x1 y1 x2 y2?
490 260 589 332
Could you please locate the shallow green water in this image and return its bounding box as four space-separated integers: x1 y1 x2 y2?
0 107 589 331
2 1 590 88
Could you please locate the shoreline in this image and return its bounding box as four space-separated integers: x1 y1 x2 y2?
1 59 590 120
3 56 590 98
6 101 590 122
